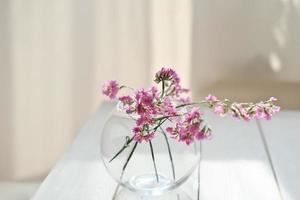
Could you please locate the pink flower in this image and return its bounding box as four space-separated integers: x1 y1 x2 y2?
179 96 191 104
133 126 155 143
119 95 135 113
214 104 225 116
205 94 218 102
236 104 252 121
273 105 280 113
255 106 280 120
165 107 209 145
255 107 270 120
144 132 155 142
179 134 194 145
102 80 119 100
166 127 174 134
135 89 153 106
154 68 192 103
185 107 201 123
149 85 159 100
269 97 278 102
132 127 144 143
119 95 134 105
173 85 190 100
136 115 155 126
135 89 155 115
158 97 177 116
133 126 142 134
196 128 212 140
195 130 206 140
154 67 180 85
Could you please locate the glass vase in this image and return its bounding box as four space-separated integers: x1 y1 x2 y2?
100 108 200 197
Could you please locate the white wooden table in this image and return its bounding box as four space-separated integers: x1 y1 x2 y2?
32 102 300 200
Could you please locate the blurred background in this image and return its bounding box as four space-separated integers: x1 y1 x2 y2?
1 0 300 199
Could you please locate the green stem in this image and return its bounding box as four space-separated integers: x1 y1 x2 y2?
154 114 180 121
122 142 138 171
149 141 159 182
160 127 176 180
152 118 168 132
160 80 165 99
109 136 134 163
176 102 198 108
176 99 234 109
176 101 207 109
112 142 138 200
119 85 134 91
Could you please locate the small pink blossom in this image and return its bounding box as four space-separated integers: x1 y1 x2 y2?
269 97 278 102
102 80 119 100
133 127 155 143
119 95 134 105
118 95 135 113
133 126 142 134
135 89 153 106
149 85 159 100
158 97 177 116
185 107 201 123
255 106 280 120
144 132 155 142
166 127 174 134
195 130 208 140
214 104 225 116
173 85 185 96
236 104 252 121
132 127 144 143
136 115 155 126
179 133 193 145
173 86 190 100
205 94 218 102
135 88 156 115
273 105 280 113
179 96 191 104
255 107 270 120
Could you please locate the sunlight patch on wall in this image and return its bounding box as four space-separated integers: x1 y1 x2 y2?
269 52 282 73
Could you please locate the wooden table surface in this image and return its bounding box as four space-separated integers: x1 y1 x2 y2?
32 102 300 200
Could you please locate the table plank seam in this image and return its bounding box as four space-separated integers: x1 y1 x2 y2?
256 119 284 200
197 141 202 200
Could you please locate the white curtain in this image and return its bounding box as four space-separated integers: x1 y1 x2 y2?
0 0 192 181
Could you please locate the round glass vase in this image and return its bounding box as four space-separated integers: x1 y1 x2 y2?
100 108 200 196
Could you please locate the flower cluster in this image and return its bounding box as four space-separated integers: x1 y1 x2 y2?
204 94 280 121
154 67 190 103
166 108 211 145
102 80 119 100
154 67 180 85
102 67 280 145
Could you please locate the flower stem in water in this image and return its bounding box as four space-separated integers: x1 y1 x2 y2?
109 136 134 163
112 142 138 200
160 127 176 180
149 141 159 182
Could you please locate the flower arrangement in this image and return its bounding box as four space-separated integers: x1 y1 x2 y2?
102 67 280 146
101 67 280 195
